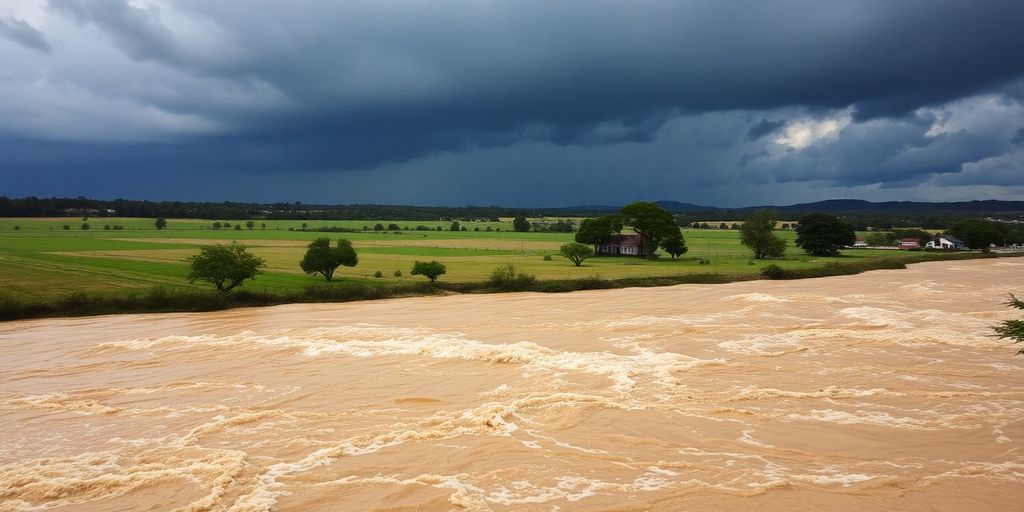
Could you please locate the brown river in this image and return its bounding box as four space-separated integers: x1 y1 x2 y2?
2 259 1023 511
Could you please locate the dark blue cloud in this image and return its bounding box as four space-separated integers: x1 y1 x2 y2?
0 16 51 54
1 0 1023 204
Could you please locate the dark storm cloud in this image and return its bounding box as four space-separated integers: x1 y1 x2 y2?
3 0 1024 203
0 16 51 54
49 0 179 63
1011 128 1024 145
747 119 785 141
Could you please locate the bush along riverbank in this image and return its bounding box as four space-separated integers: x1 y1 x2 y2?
1 251 1020 322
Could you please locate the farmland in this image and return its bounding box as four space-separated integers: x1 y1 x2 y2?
0 216 967 306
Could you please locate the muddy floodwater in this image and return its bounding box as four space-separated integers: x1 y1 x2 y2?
1 259 1023 511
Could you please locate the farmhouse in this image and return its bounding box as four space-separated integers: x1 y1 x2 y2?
926 235 965 250
898 238 921 250
596 234 643 256
853 237 868 248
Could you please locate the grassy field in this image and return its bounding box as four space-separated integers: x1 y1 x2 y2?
0 216 956 305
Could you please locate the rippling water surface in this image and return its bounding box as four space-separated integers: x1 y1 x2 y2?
2 259 1023 511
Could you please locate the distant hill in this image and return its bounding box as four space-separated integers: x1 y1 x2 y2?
561 199 1024 215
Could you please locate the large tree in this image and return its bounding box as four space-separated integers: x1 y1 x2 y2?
618 202 679 258
794 213 856 256
187 243 266 292
574 214 623 248
299 238 358 280
948 218 1008 252
740 210 786 259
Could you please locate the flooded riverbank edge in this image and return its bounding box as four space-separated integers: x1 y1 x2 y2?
3 251 1021 322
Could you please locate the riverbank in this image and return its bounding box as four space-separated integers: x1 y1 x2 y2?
2 250 1019 321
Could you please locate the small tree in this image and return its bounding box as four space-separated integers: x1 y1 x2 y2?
212 222 222 230
261 223 267 229
993 294 1024 356
795 213 855 256
411 260 446 282
560 242 595 266
374 223 385 232
388 223 401 231
300 238 358 280
301 223 308 230
187 243 266 292
155 218 167 230
234 224 242 230
450 221 461 232
246 220 255 230
719 223 729 230
660 234 688 259
740 210 786 259
512 215 531 232
865 232 889 247
81 223 90 230
63 224 70 230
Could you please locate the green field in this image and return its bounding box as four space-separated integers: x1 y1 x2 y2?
0 216 940 303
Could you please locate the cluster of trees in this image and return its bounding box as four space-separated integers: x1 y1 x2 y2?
0 196 605 222
948 218 1023 251
187 239 456 292
574 202 686 259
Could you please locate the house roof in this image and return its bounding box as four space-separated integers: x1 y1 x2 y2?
900 238 920 242
605 234 641 246
939 235 964 244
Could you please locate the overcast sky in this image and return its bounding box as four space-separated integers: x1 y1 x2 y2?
2 0 1023 207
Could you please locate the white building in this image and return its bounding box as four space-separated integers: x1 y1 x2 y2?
925 235 965 250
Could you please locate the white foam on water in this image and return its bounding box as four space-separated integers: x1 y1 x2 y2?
720 293 793 303
107 326 724 392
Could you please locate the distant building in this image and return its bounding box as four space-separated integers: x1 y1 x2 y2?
852 237 868 248
898 238 921 250
926 235 965 250
596 234 643 256
61 208 116 217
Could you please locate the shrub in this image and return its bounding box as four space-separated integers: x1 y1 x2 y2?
63 224 70 230
13 226 19 231
489 263 536 291
761 264 786 279
81 223 90 230
374 270 383 278
543 254 553 261
393 269 402 277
